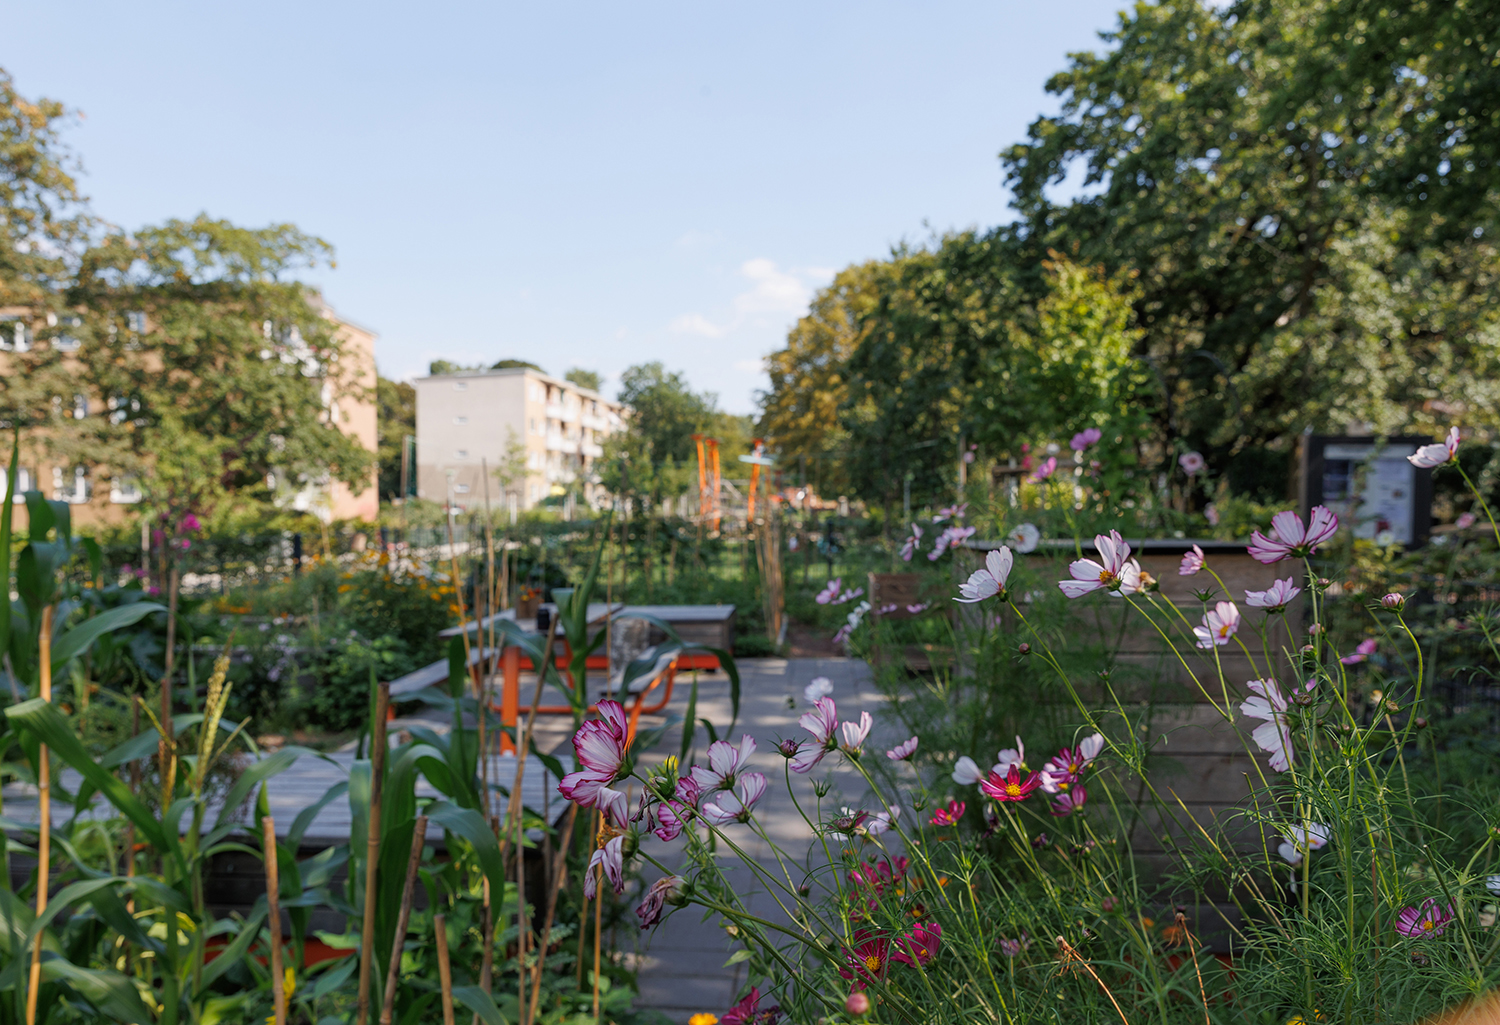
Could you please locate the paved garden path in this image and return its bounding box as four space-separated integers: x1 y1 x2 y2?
611 656 903 1025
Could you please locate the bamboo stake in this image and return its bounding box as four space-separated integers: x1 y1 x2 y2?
25 606 52 1025
434 913 456 1025
356 682 390 1025
576 809 598 991
263 815 287 1025
379 815 428 1025
591 858 603 1019
527 804 577 1025
160 565 180 802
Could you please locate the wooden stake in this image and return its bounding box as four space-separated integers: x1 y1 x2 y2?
527 804 577 1025
434 912 456 1025
379 816 428 1025
25 606 52 1025
356 682 390 1025
263 815 286 1025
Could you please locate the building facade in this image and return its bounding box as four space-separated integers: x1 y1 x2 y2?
0 298 379 526
413 368 624 514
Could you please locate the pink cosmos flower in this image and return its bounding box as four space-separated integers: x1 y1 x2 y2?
905 602 930 614
1205 503 1220 526
1058 530 1132 598
1179 545 1207 576
929 800 965 826
955 547 1014 603
1070 427 1102 451
1408 427 1460 469
721 987 781 1025
899 523 923 562
1050 786 1087 817
1115 559 1154 596
1245 578 1302 611
929 525 976 561
951 756 984 785
840 711 873 755
558 700 629 809
1247 507 1339 564
979 766 1042 802
1179 451 1206 475
1340 638 1377 665
832 586 865 606
1277 822 1330 865
702 772 768 825
1240 679 1298 772
804 676 833 703
886 736 918 760
831 624 853 646
1007 522 1041 553
647 798 691 841
791 697 838 774
583 834 625 899
864 805 900 836
995 737 1027 775
1194 601 1242 648
691 735 758 792
1457 511 1478 529
1396 899 1455 938
840 932 891 986
1029 457 1058 483
999 934 1031 957
180 513 202 532
933 502 968 523
849 857 908 896
892 922 942 967
1380 593 1406 611
815 578 843 605
635 875 683 929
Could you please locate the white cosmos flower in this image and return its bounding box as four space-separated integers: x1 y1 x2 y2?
956 547 1014 603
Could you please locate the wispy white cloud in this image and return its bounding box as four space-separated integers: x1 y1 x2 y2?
668 258 830 339
668 312 728 338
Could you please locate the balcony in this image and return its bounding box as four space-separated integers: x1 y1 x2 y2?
545 433 572 452
580 413 608 431
545 402 578 423
581 442 604 459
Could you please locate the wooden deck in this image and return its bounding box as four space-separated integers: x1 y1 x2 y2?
1 748 559 847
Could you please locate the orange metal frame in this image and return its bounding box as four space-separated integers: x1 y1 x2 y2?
494 643 681 749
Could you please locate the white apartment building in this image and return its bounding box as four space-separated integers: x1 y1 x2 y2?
414 367 625 514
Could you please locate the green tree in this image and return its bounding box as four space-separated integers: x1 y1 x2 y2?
68 217 374 517
429 359 486 375
616 362 716 468
1000 0 1500 491
492 357 542 372
377 376 414 500
564 367 602 391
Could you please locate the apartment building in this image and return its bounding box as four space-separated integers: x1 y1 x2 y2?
413 367 625 514
0 297 379 526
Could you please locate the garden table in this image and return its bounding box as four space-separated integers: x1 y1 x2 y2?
440 602 621 753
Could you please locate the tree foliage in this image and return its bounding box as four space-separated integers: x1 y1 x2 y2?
377 376 415 500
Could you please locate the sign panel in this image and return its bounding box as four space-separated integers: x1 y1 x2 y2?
1299 436 1434 546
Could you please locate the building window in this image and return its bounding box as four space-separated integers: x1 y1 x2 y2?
73 394 88 419
454 416 468 425
0 319 31 352
111 477 143 504
3 467 34 500
453 381 468 391
53 466 89 505
53 315 82 352
125 311 148 333
455 450 468 458
454 483 471 494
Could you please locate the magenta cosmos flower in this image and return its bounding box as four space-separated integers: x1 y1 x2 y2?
1179 451 1206 475
1039 734 1103 793
815 578 843 605
1408 427 1460 469
1050 786 1087 817
955 547 1014 603
721 987 782 1025
1245 578 1301 611
929 525 976 561
839 932 891 986
929 799 965 826
1247 507 1339 564
1071 427 1102 451
1058 530 1133 598
899 523 923 562
690 735 757 792
1179 544 1207 576
1194 601 1242 648
635 875 684 929
980 766 1042 802
558 700 629 811
1029 456 1058 482
1396 899 1456 938
893 922 942 967
1340 638 1377 665
584 833 625 899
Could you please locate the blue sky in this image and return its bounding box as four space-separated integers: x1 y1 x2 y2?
3 1 1127 413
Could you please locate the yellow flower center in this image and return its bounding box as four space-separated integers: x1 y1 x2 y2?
1098 570 1117 585
1005 783 1022 797
1422 920 1435 931
864 953 883 971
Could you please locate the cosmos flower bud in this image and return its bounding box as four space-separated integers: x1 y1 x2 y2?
776 738 801 759
846 992 871 1016
1017 642 1031 656
1381 592 1407 612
